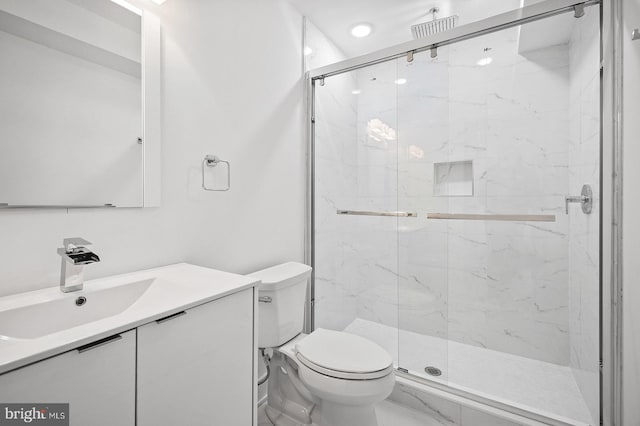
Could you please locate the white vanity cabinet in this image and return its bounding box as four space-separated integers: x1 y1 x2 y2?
0 330 136 426
137 288 255 426
0 264 258 426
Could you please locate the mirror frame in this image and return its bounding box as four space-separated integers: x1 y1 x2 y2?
142 10 161 208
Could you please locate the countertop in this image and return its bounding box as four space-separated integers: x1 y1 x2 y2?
0 263 260 374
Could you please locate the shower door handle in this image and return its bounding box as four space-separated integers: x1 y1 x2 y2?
565 184 593 214
565 196 586 214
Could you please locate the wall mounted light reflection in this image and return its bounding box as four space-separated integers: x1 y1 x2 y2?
409 145 424 159
367 118 396 143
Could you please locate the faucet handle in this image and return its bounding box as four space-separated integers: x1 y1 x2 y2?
62 237 92 252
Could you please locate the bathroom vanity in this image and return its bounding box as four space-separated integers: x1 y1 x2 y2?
0 264 259 426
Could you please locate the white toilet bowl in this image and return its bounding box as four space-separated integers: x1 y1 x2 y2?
267 329 395 426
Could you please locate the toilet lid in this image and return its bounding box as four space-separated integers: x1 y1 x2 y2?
295 329 393 379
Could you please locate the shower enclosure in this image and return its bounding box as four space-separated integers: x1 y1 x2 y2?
308 1 602 425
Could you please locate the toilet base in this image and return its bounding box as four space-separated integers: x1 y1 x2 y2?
265 349 384 426
266 351 315 426
265 405 318 426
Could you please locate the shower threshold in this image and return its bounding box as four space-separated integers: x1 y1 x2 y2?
343 318 594 426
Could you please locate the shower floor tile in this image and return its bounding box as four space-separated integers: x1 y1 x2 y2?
344 318 594 426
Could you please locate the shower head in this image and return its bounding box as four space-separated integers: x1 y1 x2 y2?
411 7 458 39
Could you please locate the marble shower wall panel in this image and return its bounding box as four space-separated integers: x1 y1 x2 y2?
308 22 360 331
446 220 570 362
311 23 401 335
567 8 600 423
396 49 452 342
350 61 400 329
395 28 572 364
398 219 450 340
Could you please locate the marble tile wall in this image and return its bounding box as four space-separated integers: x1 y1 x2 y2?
567 7 600 423
307 21 361 332
435 31 572 364
312 13 599 369
351 61 401 332
331 28 572 365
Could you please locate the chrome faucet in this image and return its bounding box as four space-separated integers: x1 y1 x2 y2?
57 238 100 293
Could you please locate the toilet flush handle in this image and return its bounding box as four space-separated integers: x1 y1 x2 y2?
259 296 272 303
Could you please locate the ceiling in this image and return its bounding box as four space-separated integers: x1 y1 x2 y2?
288 0 522 58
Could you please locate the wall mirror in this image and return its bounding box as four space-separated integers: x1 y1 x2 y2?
0 0 160 209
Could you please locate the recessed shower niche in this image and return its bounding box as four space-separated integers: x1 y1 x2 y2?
433 160 474 197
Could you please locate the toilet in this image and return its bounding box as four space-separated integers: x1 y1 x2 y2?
249 262 395 426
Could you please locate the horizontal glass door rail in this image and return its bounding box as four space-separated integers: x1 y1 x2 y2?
426 213 556 222
336 209 418 217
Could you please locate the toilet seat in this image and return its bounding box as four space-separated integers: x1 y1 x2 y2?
294 328 393 380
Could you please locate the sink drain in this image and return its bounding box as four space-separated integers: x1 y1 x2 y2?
75 296 87 306
424 366 442 376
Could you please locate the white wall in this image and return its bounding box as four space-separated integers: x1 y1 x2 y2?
0 0 305 297
622 0 640 424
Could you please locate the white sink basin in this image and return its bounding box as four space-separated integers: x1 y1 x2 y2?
0 263 260 375
0 278 154 339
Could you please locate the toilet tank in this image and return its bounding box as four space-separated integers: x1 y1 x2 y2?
248 262 312 348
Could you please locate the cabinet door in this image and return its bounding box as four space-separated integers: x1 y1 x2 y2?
0 330 135 426
137 289 254 426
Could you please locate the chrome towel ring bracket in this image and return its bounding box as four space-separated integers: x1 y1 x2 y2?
202 155 230 191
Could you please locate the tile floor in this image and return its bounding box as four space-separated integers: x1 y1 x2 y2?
258 399 441 426
344 318 594 425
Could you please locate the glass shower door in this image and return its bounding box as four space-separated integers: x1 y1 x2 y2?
312 60 401 365
396 47 451 382
394 7 601 424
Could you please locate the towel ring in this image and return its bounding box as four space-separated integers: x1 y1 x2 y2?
202 155 230 191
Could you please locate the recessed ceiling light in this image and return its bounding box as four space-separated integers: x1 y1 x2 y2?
394 78 407 85
150 0 167 4
351 24 373 38
352 89 361 95
304 46 313 56
476 57 493 66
